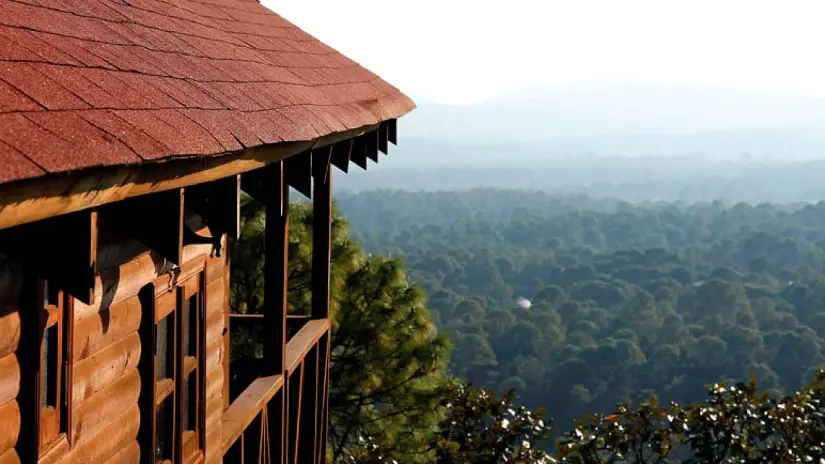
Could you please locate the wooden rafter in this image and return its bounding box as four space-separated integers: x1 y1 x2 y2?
187 175 241 241
330 139 352 173
350 136 368 170
378 121 389 155
0 209 98 304
109 189 184 265
388 118 398 145
365 129 379 163
285 151 312 200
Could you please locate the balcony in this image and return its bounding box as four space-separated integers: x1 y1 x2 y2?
223 316 330 463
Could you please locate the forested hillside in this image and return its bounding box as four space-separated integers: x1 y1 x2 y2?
338 189 825 433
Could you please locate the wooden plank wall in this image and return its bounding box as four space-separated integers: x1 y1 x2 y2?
0 256 22 464
0 220 229 463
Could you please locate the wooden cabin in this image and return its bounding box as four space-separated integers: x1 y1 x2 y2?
0 1 414 463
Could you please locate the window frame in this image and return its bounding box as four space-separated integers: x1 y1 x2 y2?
36 278 72 456
150 265 206 464
178 274 205 460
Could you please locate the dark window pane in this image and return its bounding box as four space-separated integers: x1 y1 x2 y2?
156 315 173 381
155 395 174 462
182 373 196 432
41 324 57 407
183 294 197 357
43 280 59 308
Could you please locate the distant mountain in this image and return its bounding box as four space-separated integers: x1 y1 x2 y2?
399 82 825 141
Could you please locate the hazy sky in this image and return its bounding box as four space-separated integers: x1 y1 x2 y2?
264 0 825 105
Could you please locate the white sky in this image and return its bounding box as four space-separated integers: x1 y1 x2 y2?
263 0 825 105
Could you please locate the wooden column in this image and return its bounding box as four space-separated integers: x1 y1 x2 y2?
15 277 39 464
264 162 288 464
311 149 332 320
311 148 332 463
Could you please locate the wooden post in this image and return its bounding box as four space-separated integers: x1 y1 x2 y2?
265 162 288 464
311 148 332 463
311 150 332 320
137 284 156 464
241 161 293 464
15 276 39 464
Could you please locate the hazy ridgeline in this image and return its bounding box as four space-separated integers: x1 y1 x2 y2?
335 155 825 204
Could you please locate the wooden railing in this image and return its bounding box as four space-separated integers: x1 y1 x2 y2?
225 150 335 463
222 318 331 464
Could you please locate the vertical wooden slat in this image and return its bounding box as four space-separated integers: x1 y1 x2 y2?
315 331 331 464
297 346 319 462
287 365 304 464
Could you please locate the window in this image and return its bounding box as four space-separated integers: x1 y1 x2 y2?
152 270 205 464
37 279 70 454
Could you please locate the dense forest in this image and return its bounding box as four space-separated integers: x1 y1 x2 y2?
337 189 825 436
231 189 825 462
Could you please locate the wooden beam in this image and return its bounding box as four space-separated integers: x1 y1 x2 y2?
329 139 352 174
187 175 241 241
311 158 332 320
388 118 398 145
285 151 312 200
365 129 379 163
0 209 98 304
349 137 368 171
109 189 184 265
378 121 389 155
0 124 379 231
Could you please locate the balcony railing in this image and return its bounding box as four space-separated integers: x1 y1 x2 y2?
223 316 330 464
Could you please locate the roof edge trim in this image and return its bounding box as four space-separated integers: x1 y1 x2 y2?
0 124 376 231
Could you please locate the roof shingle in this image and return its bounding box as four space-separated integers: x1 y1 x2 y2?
0 0 414 186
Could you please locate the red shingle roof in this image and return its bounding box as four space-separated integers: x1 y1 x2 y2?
0 0 414 186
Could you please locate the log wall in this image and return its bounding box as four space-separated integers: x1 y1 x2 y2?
0 218 229 463
0 256 22 464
